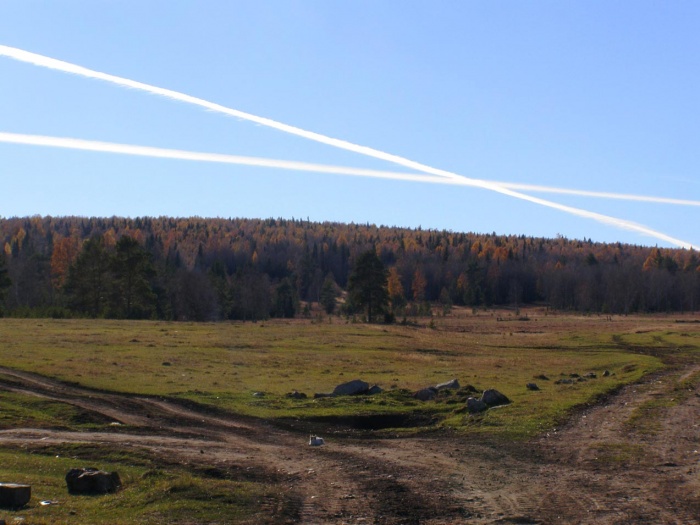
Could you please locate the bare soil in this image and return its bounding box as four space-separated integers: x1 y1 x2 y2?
0 361 698 524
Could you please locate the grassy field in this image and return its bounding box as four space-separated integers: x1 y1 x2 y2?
0 310 685 434
0 308 697 523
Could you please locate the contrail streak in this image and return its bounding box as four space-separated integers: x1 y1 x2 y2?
2 131 697 249
3 132 699 207
498 183 700 206
0 44 696 249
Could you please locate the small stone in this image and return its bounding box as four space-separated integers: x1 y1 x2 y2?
413 387 438 401
285 390 307 399
367 385 383 395
308 435 325 446
466 397 488 414
435 379 460 391
526 383 540 391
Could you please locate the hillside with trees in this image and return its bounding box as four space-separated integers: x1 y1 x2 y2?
1 216 698 320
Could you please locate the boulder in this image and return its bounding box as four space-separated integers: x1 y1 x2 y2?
603 370 611 377
584 372 597 379
480 389 510 407
555 378 575 385
466 397 488 414
413 387 438 401
332 379 370 396
367 385 384 395
66 468 121 495
0 483 31 509
435 379 460 391
526 383 540 391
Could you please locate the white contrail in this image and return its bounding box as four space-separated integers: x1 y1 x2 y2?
3 131 699 207
2 131 697 249
0 131 443 182
498 182 700 206
0 45 696 249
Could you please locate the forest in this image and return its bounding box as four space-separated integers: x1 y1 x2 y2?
0 215 698 320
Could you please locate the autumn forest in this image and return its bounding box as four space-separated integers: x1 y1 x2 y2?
0 216 698 320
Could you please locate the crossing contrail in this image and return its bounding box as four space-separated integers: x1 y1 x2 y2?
2 131 696 249
3 132 699 207
0 44 696 249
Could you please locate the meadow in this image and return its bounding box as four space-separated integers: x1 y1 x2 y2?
0 308 696 523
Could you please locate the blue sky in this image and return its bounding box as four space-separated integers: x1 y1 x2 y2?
1 1 698 248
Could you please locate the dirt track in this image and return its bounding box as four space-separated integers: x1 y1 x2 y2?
0 364 698 524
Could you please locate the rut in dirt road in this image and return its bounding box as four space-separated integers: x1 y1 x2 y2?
0 366 464 523
1 364 699 524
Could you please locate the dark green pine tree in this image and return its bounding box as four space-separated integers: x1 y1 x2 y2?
0 253 11 316
347 249 389 322
66 235 111 318
320 273 338 314
273 277 297 318
110 236 156 319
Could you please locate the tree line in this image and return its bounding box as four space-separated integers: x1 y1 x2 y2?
1 215 699 320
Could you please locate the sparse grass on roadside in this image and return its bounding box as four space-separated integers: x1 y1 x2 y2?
624 367 700 435
590 442 646 467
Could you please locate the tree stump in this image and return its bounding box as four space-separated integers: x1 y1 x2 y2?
0 483 31 509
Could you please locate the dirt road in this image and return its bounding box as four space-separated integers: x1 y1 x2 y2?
0 364 698 524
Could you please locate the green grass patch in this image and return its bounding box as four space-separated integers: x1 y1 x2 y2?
0 444 269 524
0 317 677 438
0 390 114 430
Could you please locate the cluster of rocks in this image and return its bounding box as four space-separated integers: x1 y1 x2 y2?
282 379 384 401
411 378 511 415
283 377 514 416
554 370 610 385
466 389 511 414
413 378 463 401
315 379 384 398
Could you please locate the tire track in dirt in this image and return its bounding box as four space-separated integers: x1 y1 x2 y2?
1 363 699 523
534 364 700 524
0 367 452 523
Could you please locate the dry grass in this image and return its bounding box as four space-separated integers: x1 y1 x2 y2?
0 307 686 436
